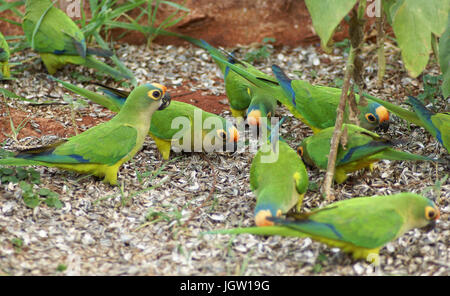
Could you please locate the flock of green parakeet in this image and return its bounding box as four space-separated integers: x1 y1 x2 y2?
0 0 448 263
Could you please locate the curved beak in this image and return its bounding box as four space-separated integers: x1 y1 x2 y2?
158 92 171 110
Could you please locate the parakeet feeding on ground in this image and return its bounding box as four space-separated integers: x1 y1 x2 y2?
205 53 390 133
53 78 240 159
22 0 131 80
250 123 308 226
175 36 278 122
245 86 278 133
0 31 10 79
298 124 438 184
0 83 170 185
358 94 449 153
208 193 440 261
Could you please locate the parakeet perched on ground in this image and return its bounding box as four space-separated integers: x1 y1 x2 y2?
250 122 308 226
176 37 278 121
53 78 240 159
298 124 438 184
22 0 131 80
245 86 278 132
0 31 10 79
0 83 170 185
359 94 449 154
407 96 449 153
205 53 390 133
208 193 440 261
271 65 390 132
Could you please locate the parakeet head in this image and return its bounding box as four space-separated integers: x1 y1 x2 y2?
360 103 390 131
254 204 283 227
217 124 240 152
120 83 170 116
406 195 440 230
296 141 315 167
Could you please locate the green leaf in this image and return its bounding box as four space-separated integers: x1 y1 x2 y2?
391 0 449 77
19 180 33 193
439 15 450 98
305 0 358 51
23 194 41 208
44 196 63 209
38 188 53 196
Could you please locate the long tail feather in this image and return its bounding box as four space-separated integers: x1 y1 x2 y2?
83 55 132 80
204 225 307 237
0 157 48 166
371 148 440 162
50 76 122 112
86 47 113 57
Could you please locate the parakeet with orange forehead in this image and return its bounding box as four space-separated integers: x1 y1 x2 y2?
205 53 391 133
53 78 240 160
360 94 449 153
0 83 170 185
250 119 308 226
208 193 440 261
298 124 438 184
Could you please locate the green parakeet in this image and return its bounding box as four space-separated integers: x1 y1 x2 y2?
177 37 278 121
250 128 309 226
245 86 278 131
0 83 170 185
22 0 131 80
208 193 440 261
52 78 240 160
407 96 449 153
0 31 10 79
298 124 438 184
205 53 390 133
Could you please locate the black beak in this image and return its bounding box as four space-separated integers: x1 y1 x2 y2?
376 121 390 133
158 92 171 110
422 220 436 232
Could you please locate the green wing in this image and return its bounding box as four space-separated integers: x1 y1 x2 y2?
432 113 450 152
18 124 137 166
23 0 85 56
272 196 403 249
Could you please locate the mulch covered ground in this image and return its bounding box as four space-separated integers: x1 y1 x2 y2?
0 41 448 275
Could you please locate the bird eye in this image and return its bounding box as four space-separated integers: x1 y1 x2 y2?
148 90 161 100
216 129 227 140
365 113 377 123
297 146 303 157
425 206 439 220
